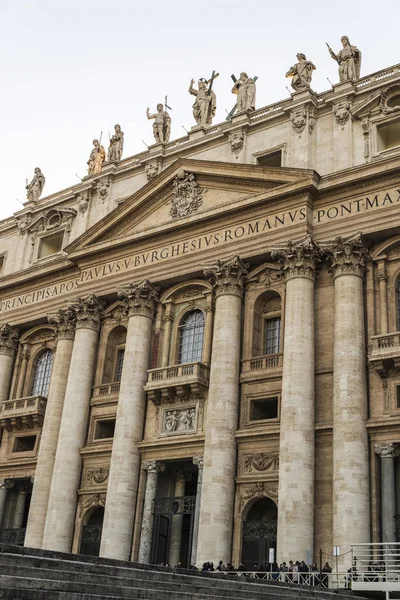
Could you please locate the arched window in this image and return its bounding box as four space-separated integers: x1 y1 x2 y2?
31 349 53 397
178 310 205 364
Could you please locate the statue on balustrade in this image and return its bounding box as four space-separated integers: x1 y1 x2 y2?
188 73 218 127
107 124 124 162
26 168 45 203
327 36 362 82
146 104 171 144
286 54 316 91
87 139 106 175
231 72 257 112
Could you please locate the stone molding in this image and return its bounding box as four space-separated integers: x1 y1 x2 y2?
48 308 77 341
374 443 399 458
78 492 106 518
271 235 321 281
237 481 278 511
193 455 204 470
142 460 165 475
323 233 369 279
203 255 249 298
70 294 105 331
118 280 160 319
0 324 19 357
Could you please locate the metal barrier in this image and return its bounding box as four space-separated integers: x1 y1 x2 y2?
351 542 400 598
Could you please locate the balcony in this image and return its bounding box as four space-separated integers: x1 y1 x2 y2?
369 332 400 377
145 362 210 404
0 396 47 432
240 354 283 382
92 382 121 398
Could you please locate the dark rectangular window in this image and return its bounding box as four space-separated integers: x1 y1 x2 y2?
256 150 282 167
13 436 36 453
264 317 281 355
95 419 116 440
115 349 125 381
250 398 278 421
396 386 400 409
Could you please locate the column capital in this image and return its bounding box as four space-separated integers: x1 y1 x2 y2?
142 460 165 474
70 294 105 332
0 324 19 357
48 307 77 341
193 456 204 470
203 255 249 298
271 235 321 282
118 280 160 319
0 479 13 490
374 443 399 458
323 233 369 279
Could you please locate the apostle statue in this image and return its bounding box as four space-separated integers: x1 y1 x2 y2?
146 104 171 144
188 78 217 127
286 54 316 92
107 124 124 162
327 36 362 82
231 72 256 112
87 139 106 175
26 167 45 203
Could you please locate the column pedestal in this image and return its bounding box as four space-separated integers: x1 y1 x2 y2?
138 460 165 564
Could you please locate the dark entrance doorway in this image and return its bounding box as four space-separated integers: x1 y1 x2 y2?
80 507 104 557
241 497 277 569
151 496 196 567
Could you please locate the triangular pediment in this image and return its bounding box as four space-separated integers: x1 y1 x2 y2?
65 158 317 259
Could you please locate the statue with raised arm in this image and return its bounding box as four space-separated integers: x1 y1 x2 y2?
146 104 171 144
26 167 45 203
188 77 217 127
231 72 257 112
327 36 362 82
286 54 316 92
107 124 124 162
87 139 106 175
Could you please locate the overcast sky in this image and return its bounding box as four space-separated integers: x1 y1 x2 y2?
0 0 398 220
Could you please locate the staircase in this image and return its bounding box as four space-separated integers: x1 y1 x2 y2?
0 544 371 600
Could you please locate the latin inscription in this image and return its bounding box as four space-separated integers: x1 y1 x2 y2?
314 188 400 225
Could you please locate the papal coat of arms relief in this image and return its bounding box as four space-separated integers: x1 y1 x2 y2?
169 170 206 219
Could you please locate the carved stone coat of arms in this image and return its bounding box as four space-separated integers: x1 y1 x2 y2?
169 170 205 219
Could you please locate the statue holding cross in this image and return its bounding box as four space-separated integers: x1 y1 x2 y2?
226 73 258 120
188 71 218 127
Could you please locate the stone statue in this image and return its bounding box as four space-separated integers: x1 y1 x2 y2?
286 54 316 92
231 72 256 112
327 36 362 82
87 139 106 175
107 124 124 162
188 78 217 127
146 104 171 144
26 168 45 203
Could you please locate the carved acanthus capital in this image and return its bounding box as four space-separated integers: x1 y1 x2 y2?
118 280 160 319
0 324 19 357
0 479 14 490
374 443 399 459
142 460 165 475
70 294 105 331
203 255 249 298
323 233 369 279
271 235 321 281
193 455 204 470
48 308 77 341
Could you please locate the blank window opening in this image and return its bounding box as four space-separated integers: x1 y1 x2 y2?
38 231 64 259
250 397 278 421
13 436 36 453
256 151 282 167
95 419 116 440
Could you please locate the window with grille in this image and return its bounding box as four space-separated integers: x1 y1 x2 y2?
31 349 53 397
115 349 125 381
264 317 281 355
178 310 205 364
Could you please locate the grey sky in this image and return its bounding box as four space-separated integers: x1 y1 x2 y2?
0 0 398 220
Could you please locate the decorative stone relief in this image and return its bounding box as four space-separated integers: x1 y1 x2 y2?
118 280 160 319
16 216 32 236
362 118 370 159
163 407 196 434
169 170 205 219
70 294 105 331
0 479 14 490
204 255 249 298
323 233 369 279
86 467 109 485
244 454 279 473
229 130 244 154
271 234 321 281
96 177 111 203
308 109 316 135
0 324 19 356
380 84 400 114
374 443 399 458
142 460 165 474
145 161 161 181
334 101 351 127
237 482 278 510
48 307 76 341
22 208 77 237
262 298 281 313
78 493 106 517
77 190 91 215
291 109 307 134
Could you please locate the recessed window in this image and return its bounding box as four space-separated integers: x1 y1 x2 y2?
38 231 64 259
256 150 282 167
396 386 400 409
377 120 400 151
264 317 281 355
178 310 204 364
13 436 36 453
250 397 278 421
31 349 53 397
95 419 116 440
115 349 125 382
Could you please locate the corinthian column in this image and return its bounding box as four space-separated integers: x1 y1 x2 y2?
138 460 165 564
272 236 320 563
100 280 159 561
25 308 76 548
374 443 398 543
0 324 19 404
191 456 203 566
42 295 104 552
325 234 370 560
196 255 248 565
168 471 191 567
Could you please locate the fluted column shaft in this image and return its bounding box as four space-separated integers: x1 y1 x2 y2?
273 237 320 563
168 472 189 566
25 309 76 548
0 325 19 404
191 456 203 566
138 460 165 563
327 235 370 563
375 443 397 543
101 280 159 561
42 295 103 552
196 256 248 565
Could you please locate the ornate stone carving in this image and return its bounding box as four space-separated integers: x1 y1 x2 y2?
286 54 316 92
0 324 19 356
204 255 249 298
86 467 109 485
262 298 281 313
193 455 204 470
164 408 196 434
237 482 278 510
374 443 399 458
78 492 106 517
308 109 316 135
16 216 32 236
118 280 160 319
244 454 279 473
271 235 321 281
97 177 111 203
0 479 14 490
142 460 165 474
291 109 306 134
78 191 91 215
26 168 45 203
145 161 160 181
362 118 370 159
334 101 351 127
70 294 105 331
48 308 76 341
323 233 369 279
169 170 205 219
327 36 361 82
380 84 400 114
229 130 244 154
19 208 77 244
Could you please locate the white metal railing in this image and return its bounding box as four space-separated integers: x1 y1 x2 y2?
351 542 400 595
214 571 349 589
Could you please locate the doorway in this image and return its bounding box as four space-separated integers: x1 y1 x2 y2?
241 497 277 569
80 506 104 557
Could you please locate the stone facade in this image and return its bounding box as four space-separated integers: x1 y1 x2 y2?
0 62 400 569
